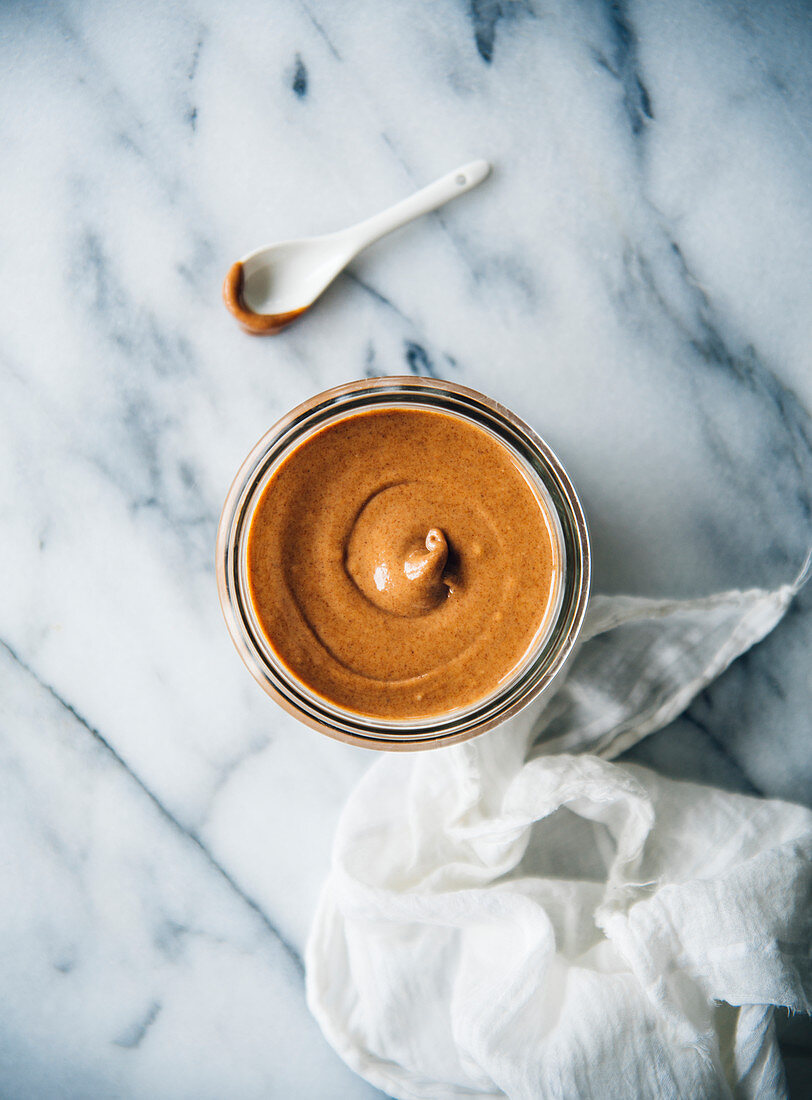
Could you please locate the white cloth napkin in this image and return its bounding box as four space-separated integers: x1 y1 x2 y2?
306 574 812 1100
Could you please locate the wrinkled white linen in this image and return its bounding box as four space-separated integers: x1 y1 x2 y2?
306 576 811 1099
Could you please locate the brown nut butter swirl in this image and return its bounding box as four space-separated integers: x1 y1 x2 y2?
346 504 456 616
246 408 559 719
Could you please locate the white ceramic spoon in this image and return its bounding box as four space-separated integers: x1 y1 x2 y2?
223 159 491 334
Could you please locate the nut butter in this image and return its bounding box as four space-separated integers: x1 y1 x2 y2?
246 408 559 719
217 378 590 750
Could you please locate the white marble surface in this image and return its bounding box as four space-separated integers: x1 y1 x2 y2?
1 0 810 1095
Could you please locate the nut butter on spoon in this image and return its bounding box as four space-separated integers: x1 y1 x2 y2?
223 159 491 334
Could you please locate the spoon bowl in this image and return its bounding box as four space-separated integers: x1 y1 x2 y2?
241 234 349 315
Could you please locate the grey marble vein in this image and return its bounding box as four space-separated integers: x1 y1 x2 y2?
0 638 303 973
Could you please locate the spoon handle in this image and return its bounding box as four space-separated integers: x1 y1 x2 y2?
341 159 491 255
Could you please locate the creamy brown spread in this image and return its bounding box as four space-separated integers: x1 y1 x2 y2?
246 408 559 719
223 262 306 334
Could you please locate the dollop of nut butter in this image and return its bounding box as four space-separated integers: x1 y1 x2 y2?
246 408 559 719
346 486 456 615
222 262 306 335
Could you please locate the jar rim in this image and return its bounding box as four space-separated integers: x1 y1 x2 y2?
216 377 591 750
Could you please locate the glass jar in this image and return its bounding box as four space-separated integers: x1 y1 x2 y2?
216 377 590 750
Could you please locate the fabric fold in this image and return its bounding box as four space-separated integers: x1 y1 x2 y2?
306 579 811 1099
